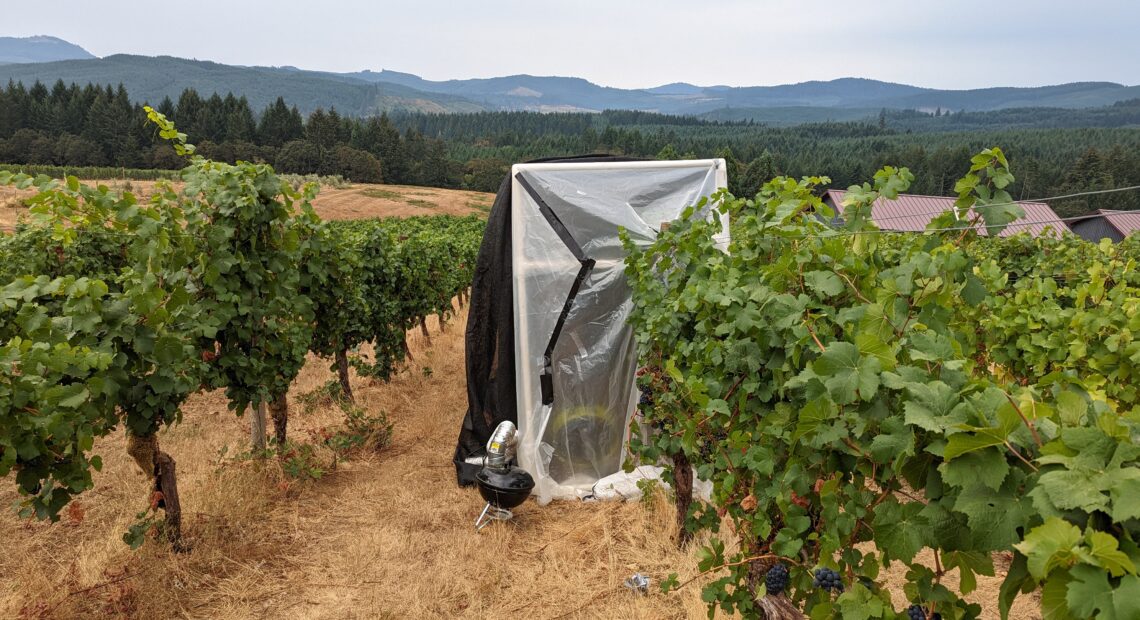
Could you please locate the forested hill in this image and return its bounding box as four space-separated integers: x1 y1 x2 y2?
0 46 1137 115
0 55 485 115
700 100 1140 129
337 71 1140 114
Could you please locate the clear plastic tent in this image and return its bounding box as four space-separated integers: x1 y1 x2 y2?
511 159 728 503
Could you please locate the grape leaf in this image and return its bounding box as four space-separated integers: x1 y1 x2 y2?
871 499 927 563
812 341 882 405
1015 518 1082 580
804 270 845 297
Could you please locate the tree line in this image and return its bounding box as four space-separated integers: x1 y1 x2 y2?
0 80 455 186
2 79 1139 212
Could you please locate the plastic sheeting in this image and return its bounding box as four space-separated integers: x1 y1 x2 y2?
511 159 727 503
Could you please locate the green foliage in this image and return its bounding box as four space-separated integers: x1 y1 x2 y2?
964 237 1140 416
321 405 393 456
279 173 349 190
122 509 162 550
0 164 179 181
143 105 318 414
278 442 326 481
341 215 483 380
4 79 1140 207
624 148 1140 619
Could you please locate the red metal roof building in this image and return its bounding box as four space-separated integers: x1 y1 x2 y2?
1070 210 1140 243
821 190 1071 238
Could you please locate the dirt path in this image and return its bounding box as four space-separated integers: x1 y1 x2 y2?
249 317 710 619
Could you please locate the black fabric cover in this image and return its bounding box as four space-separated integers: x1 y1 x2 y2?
453 154 643 486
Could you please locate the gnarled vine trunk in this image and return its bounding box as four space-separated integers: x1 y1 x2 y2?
672 450 693 546
755 595 806 619
335 348 355 404
270 393 288 445
744 533 804 618
127 433 184 551
420 317 432 344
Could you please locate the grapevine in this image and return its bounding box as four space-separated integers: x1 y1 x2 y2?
0 109 484 552
624 148 1140 619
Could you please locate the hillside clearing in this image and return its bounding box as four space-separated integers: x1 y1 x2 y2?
0 181 494 232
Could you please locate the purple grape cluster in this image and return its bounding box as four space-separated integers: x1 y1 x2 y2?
813 567 844 593
764 563 789 596
907 605 941 620
638 385 653 408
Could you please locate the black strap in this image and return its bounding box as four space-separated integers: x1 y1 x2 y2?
516 172 586 261
516 172 595 405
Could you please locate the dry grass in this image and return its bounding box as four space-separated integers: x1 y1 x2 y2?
0 181 492 232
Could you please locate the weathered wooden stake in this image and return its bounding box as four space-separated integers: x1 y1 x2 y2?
251 401 267 452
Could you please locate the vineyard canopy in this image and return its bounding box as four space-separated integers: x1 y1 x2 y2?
455 156 728 503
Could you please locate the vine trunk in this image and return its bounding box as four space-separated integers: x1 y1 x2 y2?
126 433 184 551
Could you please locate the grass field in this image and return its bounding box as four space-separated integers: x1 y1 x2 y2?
0 195 1041 619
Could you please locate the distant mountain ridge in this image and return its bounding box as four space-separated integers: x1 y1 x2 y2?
0 36 1136 117
0 35 94 64
0 55 484 116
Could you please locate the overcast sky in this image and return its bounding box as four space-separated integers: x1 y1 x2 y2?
6 0 1138 89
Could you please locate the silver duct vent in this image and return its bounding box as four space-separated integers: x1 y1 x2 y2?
475 421 534 531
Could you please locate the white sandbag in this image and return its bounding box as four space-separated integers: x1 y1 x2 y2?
589 465 712 502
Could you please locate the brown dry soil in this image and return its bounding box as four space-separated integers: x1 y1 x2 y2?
0 190 1041 619
0 180 494 232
